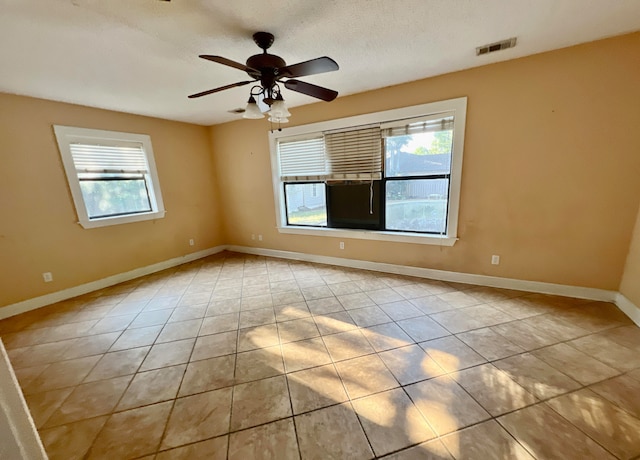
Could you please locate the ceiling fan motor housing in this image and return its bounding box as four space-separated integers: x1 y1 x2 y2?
246 53 287 85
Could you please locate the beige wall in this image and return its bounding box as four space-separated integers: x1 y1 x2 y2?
210 32 640 291
0 94 223 308
2 32 639 312
620 203 640 305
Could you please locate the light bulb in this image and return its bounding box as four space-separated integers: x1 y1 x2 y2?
268 116 289 123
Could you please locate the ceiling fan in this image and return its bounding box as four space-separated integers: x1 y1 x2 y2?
188 32 339 119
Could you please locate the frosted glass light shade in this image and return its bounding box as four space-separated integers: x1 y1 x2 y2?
270 99 291 118
243 96 264 119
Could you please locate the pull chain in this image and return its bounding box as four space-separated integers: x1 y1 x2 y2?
369 180 374 214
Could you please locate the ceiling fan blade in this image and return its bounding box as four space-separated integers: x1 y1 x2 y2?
188 81 253 99
199 55 258 73
280 57 339 78
284 79 338 101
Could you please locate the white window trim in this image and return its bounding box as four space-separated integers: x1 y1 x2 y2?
269 97 467 246
53 125 166 229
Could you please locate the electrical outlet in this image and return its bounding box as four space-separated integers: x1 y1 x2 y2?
339 241 345 250
491 255 500 265
189 238 195 246
258 234 263 241
42 272 53 282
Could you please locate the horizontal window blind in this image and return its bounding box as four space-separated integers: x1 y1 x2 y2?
324 126 382 180
278 136 327 181
381 115 454 137
277 115 454 181
70 143 148 174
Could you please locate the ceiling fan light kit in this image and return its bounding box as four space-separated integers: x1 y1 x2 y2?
189 32 339 127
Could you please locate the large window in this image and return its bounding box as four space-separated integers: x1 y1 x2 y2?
270 98 467 245
54 126 165 229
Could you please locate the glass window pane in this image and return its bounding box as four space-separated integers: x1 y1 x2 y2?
285 183 327 226
385 130 452 177
80 178 152 219
385 179 449 233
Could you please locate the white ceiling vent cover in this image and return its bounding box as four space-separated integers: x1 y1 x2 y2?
476 37 517 56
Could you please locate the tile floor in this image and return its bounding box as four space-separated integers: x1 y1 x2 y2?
1 251 640 459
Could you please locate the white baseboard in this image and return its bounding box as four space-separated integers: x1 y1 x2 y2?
228 245 618 302
1 244 629 323
0 246 226 320
615 294 640 327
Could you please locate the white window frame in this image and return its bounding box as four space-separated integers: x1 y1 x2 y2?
53 125 166 229
269 97 467 246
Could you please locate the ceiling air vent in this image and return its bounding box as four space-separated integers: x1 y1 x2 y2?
476 37 517 56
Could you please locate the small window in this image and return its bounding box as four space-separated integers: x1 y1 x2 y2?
284 182 327 226
54 126 165 228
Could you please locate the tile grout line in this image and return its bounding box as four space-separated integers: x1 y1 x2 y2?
538 388 628 459
225 264 244 459
280 325 304 460
150 262 218 458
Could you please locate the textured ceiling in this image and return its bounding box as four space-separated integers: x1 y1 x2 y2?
0 0 639 125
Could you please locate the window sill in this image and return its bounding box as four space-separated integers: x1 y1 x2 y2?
78 210 166 229
277 226 458 246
